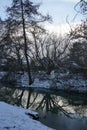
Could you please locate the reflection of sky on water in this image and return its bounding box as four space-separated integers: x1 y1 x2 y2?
1 87 87 130
12 89 87 118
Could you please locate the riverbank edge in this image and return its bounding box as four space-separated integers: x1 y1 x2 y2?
1 71 87 94
0 101 53 130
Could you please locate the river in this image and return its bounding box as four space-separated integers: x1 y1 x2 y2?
0 83 87 130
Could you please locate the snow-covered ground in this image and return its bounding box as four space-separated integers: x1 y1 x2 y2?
1 70 87 93
18 71 87 93
0 102 53 130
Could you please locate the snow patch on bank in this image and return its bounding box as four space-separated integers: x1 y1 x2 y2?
31 78 51 88
0 102 53 130
19 71 87 93
56 75 87 93
20 73 51 89
1 70 87 93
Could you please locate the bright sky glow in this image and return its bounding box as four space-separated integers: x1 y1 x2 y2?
0 0 83 34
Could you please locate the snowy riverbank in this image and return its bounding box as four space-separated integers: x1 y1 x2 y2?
0 102 53 130
19 71 87 93
1 70 87 93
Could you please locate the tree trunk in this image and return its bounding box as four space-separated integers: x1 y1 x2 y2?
21 0 33 85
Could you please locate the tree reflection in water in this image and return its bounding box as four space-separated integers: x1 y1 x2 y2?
0 87 16 104
1 87 87 118
13 89 71 118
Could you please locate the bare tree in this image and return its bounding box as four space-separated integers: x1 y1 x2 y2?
30 32 70 73
5 0 51 84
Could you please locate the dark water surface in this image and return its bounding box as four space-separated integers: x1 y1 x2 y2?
0 83 87 130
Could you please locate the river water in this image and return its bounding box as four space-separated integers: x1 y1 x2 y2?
0 83 87 130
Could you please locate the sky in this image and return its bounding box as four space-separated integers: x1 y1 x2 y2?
0 0 83 34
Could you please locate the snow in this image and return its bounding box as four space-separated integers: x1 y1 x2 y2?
31 78 51 88
50 70 55 79
0 102 53 130
18 71 87 93
71 62 81 69
1 70 87 93
56 74 87 93
21 73 29 86
20 73 51 89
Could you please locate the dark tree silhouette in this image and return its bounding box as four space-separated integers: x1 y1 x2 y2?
5 0 51 85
